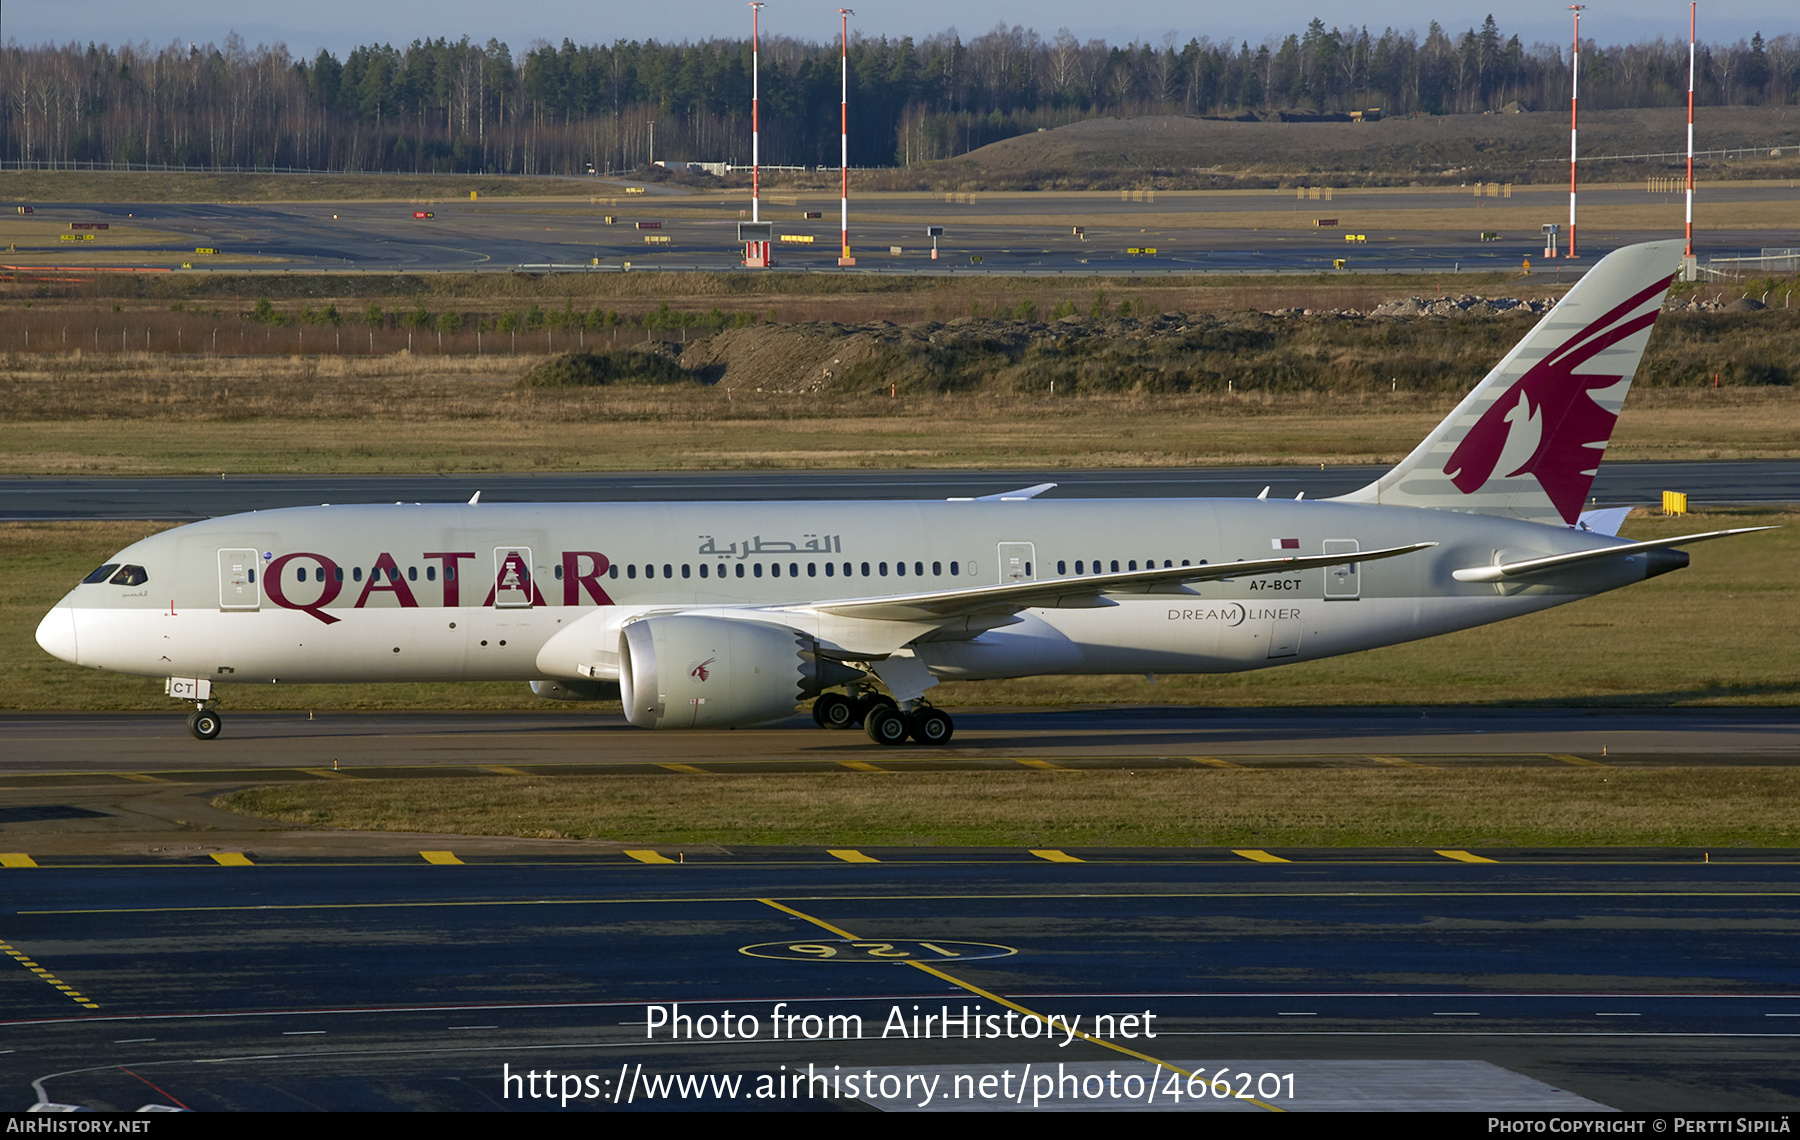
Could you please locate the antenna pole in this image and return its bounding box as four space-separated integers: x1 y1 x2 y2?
746 3 769 267
1568 5 1584 259
1686 1 1696 258
837 8 856 267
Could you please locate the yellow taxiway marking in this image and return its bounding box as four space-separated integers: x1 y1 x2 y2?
480 765 532 777
1015 759 1065 770
1368 754 1434 768
657 763 709 774
1188 756 1241 768
1031 849 1084 862
1437 850 1499 863
1234 849 1291 863
1 854 38 868
209 852 253 866
624 849 677 864
838 761 885 772
2 937 99 1009
115 772 168 783
827 849 880 864
300 767 359 779
758 897 1281 1112
420 851 464 865
1551 753 1610 767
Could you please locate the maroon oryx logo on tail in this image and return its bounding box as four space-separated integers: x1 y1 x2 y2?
1443 276 1672 525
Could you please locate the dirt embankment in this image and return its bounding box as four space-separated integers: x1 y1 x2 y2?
921 106 1800 189
669 296 1799 396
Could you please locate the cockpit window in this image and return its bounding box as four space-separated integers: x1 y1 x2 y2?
108 564 149 586
82 563 121 584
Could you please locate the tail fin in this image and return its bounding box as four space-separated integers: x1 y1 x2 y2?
1333 240 1682 526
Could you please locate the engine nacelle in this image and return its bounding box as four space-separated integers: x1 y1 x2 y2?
619 615 862 729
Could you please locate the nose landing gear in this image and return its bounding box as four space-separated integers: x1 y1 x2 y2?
166 678 224 740
186 707 223 740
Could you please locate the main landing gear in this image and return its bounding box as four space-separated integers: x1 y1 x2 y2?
811 690 953 747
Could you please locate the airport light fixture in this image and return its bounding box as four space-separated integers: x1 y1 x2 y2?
837 8 856 267
1568 5 1585 259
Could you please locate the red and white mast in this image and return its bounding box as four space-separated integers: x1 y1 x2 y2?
837 8 856 267
1686 1 1696 259
1568 5 1584 259
745 2 769 267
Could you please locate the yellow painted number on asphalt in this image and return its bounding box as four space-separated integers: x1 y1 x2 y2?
740 939 1017 963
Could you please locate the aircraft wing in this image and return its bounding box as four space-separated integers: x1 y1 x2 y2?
787 542 1437 623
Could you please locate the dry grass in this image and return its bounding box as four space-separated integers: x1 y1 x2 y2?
0 368 1792 476
214 767 1800 847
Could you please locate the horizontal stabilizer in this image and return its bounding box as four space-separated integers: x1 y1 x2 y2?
948 483 1058 502
798 542 1437 623
1452 527 1774 582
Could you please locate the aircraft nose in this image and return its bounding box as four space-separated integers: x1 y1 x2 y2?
35 607 78 664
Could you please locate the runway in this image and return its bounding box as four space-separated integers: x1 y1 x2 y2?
4 854 1797 1111
3 460 1795 520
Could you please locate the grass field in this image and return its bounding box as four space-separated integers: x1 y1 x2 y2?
0 388 1793 476
213 767 1800 848
5 507 1792 714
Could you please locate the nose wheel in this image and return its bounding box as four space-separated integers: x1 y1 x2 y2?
186 708 223 740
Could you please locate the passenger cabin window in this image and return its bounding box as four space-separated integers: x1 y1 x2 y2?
109 565 149 586
83 564 120 584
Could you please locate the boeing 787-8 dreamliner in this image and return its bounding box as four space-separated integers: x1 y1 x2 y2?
36 241 1765 744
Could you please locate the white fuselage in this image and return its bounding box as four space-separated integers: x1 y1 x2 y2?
37 497 1652 692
